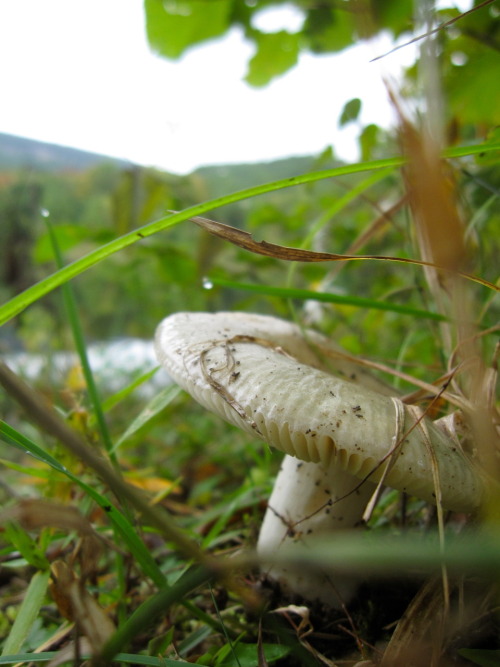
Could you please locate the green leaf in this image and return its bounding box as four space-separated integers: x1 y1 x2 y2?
359 123 380 161
372 0 413 38
476 127 500 166
457 648 500 667
3 523 49 571
1 570 50 656
447 49 500 126
273 530 500 576
245 31 300 87
100 366 159 414
304 7 356 53
145 0 232 59
217 642 290 666
339 98 362 126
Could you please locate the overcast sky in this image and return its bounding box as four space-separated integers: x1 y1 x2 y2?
0 1 454 174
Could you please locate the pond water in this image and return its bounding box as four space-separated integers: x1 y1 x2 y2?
5 338 169 397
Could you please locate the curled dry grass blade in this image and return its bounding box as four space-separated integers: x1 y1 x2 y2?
191 214 498 292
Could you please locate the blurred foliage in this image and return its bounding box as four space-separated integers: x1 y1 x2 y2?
0 135 498 371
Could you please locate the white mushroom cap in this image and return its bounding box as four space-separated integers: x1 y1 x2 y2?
155 311 485 513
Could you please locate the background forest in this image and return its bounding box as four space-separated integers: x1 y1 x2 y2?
0 0 499 665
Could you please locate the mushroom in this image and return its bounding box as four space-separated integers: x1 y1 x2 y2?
154 311 486 606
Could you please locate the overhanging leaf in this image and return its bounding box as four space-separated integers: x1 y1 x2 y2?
245 31 300 87
447 49 500 126
145 0 232 59
339 97 362 126
304 6 356 53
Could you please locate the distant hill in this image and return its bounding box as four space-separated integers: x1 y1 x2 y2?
0 133 131 172
193 155 319 196
0 133 335 185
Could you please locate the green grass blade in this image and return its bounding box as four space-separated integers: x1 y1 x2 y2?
0 656 59 665
271 530 500 574
0 421 167 588
45 217 116 462
207 276 448 321
112 384 181 453
209 587 241 667
3 522 49 570
217 643 290 667
100 366 160 414
95 565 213 665
285 166 396 295
458 648 500 667
0 653 190 665
0 141 496 328
1 570 50 656
0 420 71 471
176 624 213 656
300 166 394 250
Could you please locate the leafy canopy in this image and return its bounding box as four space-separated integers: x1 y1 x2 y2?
144 0 500 137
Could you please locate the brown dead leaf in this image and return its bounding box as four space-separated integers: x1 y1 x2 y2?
125 472 181 494
0 499 94 535
191 214 345 262
190 215 498 292
0 499 104 581
50 561 76 621
50 560 115 653
47 637 92 667
73 533 104 582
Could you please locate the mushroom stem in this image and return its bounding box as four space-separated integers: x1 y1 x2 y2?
258 455 375 605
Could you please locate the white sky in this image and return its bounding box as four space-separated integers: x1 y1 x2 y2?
0 1 434 174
